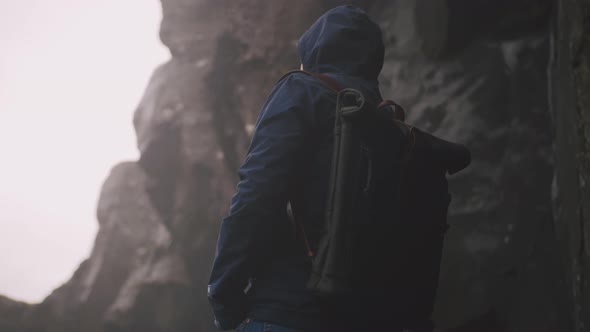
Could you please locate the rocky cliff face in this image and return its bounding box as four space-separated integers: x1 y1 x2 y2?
551 0 590 331
1 1 588 331
376 1 562 330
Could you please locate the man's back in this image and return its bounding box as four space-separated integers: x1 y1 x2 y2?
207 5 403 332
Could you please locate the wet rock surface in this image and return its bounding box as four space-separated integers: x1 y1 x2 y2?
372 1 563 331
2 0 588 331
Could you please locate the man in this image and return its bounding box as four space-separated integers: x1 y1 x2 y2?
208 5 405 332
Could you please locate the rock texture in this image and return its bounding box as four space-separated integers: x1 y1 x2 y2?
551 0 590 331
0 295 36 332
1 0 588 331
375 2 563 331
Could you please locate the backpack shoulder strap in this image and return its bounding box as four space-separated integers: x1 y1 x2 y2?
279 71 405 121
278 70 343 93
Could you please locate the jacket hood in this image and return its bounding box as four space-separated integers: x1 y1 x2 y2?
297 5 384 81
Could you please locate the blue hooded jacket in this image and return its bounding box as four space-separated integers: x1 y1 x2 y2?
208 5 386 331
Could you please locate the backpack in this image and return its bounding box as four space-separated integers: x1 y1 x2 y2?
283 70 471 321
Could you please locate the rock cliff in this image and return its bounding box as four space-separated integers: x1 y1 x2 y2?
1 1 588 331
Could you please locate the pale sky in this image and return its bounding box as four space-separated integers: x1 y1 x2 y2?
0 1 169 303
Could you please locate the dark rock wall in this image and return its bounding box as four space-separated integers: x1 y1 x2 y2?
0 295 37 332
551 0 590 331
1 1 588 331
373 1 565 331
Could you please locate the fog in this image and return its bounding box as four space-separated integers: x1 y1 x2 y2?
0 0 169 303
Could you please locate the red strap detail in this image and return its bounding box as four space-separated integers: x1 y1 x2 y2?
278 70 343 93
287 202 315 258
379 99 406 121
280 72 404 121
297 221 315 258
315 74 344 92
378 100 396 108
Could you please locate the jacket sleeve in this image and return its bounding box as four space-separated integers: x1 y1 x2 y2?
207 75 314 330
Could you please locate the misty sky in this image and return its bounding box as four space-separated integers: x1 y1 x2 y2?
0 1 169 303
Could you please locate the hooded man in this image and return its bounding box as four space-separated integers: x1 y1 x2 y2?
207 5 425 332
